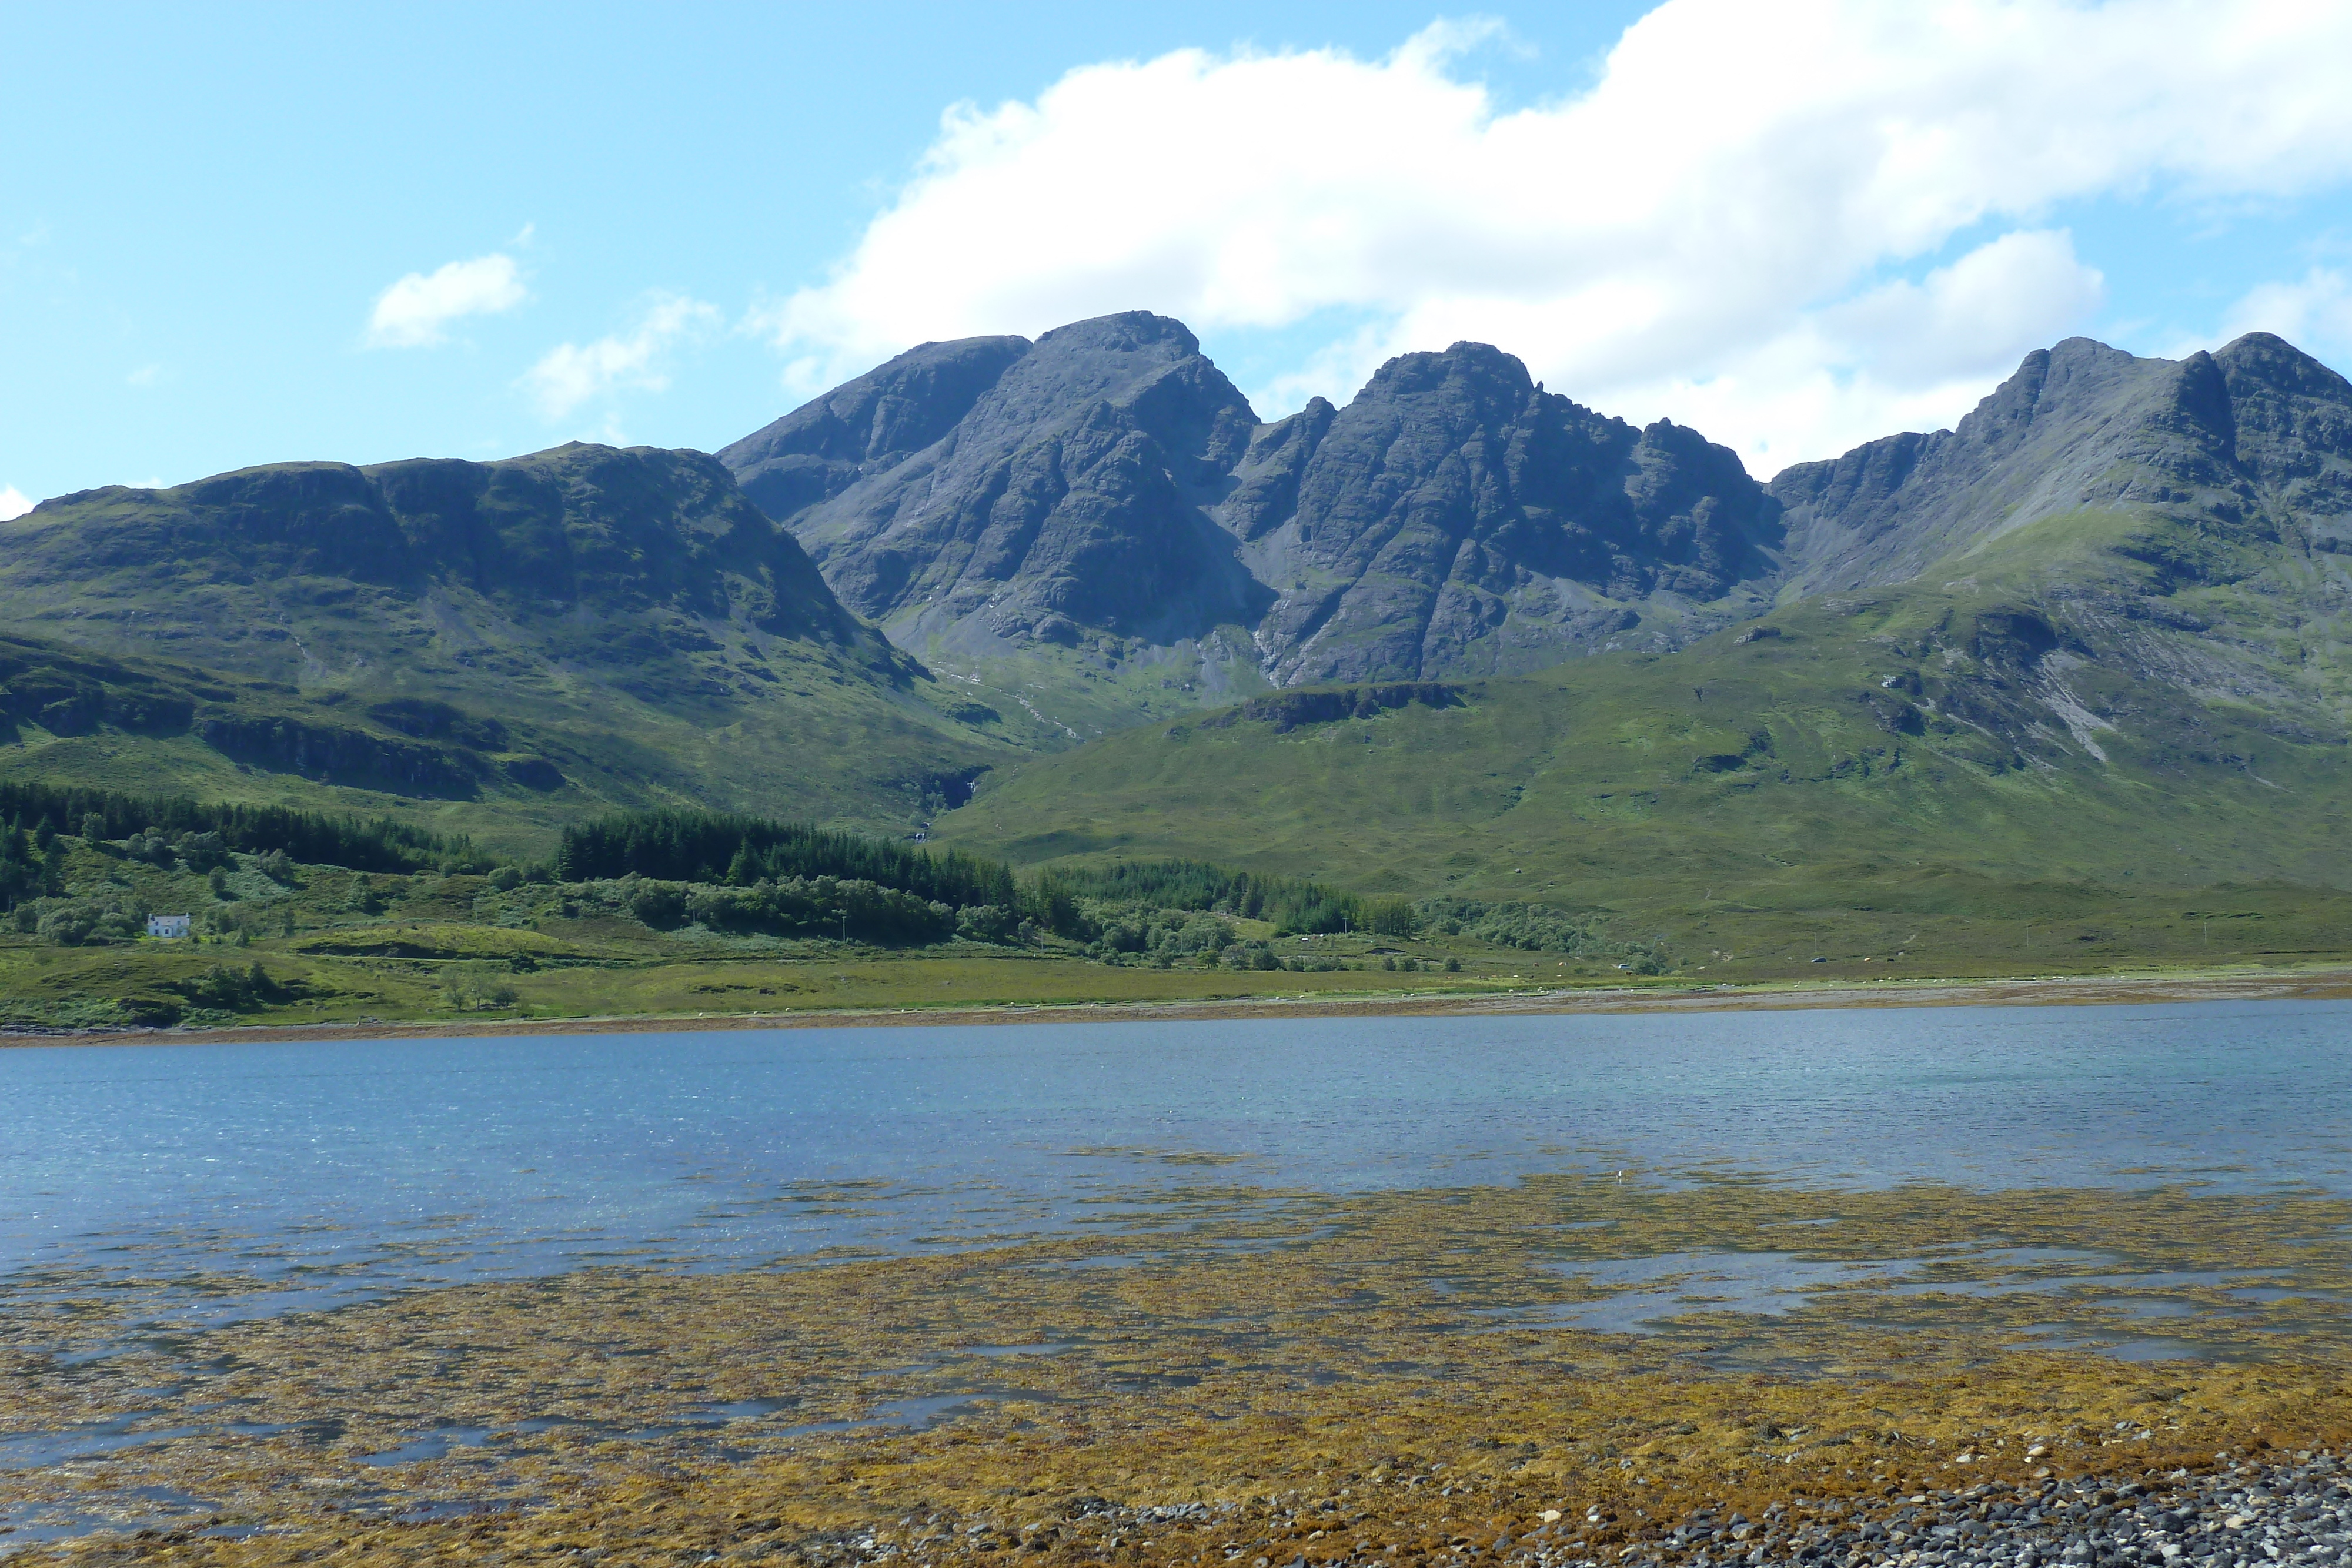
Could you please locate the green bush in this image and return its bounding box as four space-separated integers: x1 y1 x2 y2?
956 904 1020 944
26 895 145 945
173 831 232 871
440 961 518 1012
173 961 287 1011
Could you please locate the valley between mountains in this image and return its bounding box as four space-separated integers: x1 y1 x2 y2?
2 314 2348 1028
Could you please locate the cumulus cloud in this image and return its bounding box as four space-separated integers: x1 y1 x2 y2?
2219 266 2352 360
753 0 2352 472
520 294 721 420
0 485 31 521
366 252 529 348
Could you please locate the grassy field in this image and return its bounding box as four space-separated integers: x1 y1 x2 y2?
5 496 2350 1005
4 827 2347 1036
935 530 2352 977
0 444 1028 848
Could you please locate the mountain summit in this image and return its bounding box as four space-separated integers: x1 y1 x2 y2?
726 313 1265 654
1227 340 1777 686
723 313 1780 732
729 319 2352 748
0 443 1005 831
1772 330 2352 593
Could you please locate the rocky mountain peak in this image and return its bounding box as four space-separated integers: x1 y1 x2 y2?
1244 340 1779 685
726 318 1784 701
719 335 1032 523
1772 332 2352 589
760 312 1267 654
5 444 878 675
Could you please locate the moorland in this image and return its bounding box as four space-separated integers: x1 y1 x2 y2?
1 316 2347 1030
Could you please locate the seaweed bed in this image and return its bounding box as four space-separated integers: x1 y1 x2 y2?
4 1172 2350 1564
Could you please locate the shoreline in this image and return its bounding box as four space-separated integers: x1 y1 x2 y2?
9 960 2350 1048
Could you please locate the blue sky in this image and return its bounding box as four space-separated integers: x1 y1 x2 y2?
6 0 2352 516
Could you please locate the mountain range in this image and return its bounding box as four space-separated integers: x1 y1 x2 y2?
0 443 1006 848
3 313 2347 939
916 324 2352 957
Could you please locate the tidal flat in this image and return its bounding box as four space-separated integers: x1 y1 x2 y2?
6 1176 2352 1564
5 1007 2350 1564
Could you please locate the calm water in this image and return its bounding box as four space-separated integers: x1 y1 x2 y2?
2 1000 2348 1316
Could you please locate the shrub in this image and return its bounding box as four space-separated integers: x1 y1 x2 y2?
174 961 287 1011
31 896 145 946
628 881 690 930
173 831 232 871
957 904 1020 944
440 961 519 1012
486 865 524 892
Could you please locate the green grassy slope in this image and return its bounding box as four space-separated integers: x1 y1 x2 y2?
935 505 2352 974
0 446 1020 847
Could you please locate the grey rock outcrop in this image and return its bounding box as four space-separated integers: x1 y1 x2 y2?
1770 332 2352 591
724 314 2352 735
1231 342 1780 684
719 336 1032 523
727 316 1781 686
16 442 873 653
760 313 1269 652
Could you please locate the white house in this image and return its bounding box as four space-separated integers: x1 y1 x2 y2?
147 914 191 940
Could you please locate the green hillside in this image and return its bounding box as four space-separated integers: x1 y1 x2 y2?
0 444 1016 850
935 502 2352 975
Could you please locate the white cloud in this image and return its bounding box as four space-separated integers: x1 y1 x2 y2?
520 293 721 420
125 362 163 387
366 252 529 348
0 485 32 521
2217 266 2352 360
753 0 2352 473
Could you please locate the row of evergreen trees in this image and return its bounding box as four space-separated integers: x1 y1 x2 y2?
551 814 1407 939
0 780 476 877
1047 858 1416 935
0 817 61 911
2 788 1413 949
554 811 1018 909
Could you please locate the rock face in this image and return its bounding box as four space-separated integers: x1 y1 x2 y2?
720 336 1033 524
746 313 1270 652
726 315 1782 687
15 442 874 654
1230 342 1779 684
1770 332 2352 590
0 444 1001 825
737 316 2352 714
